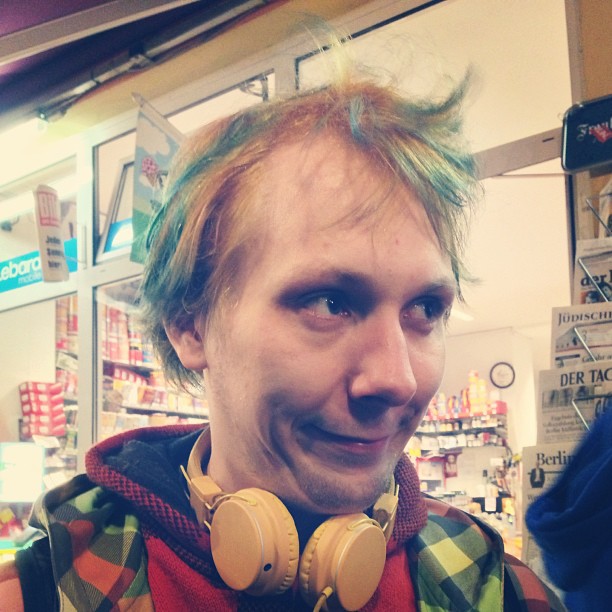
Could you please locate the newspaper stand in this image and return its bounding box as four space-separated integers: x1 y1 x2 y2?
563 93 612 430
567 207 612 431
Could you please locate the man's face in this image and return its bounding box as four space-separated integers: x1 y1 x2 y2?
200 133 455 515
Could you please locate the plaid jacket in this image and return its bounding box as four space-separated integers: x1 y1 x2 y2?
17 426 565 611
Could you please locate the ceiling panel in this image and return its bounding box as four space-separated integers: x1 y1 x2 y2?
0 0 271 129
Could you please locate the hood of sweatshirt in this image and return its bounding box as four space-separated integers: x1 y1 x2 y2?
84 423 428 571
525 409 612 593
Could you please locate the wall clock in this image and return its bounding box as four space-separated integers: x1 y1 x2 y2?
489 361 515 389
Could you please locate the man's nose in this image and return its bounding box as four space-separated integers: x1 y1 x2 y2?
348 314 418 407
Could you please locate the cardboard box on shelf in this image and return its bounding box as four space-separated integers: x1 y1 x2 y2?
22 411 66 427
19 380 67 438
20 394 64 415
19 381 62 395
21 423 66 437
111 365 148 386
20 412 67 437
20 381 64 414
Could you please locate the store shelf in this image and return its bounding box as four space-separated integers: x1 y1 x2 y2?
103 358 160 374
119 404 208 420
416 426 507 437
415 408 508 454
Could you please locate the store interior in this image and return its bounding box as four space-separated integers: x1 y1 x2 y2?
0 0 606 572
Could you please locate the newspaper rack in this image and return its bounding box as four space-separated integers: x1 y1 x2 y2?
570 195 612 430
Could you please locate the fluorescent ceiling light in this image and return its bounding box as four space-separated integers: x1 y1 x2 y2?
450 306 474 322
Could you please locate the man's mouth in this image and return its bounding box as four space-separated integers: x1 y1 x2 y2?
301 424 392 458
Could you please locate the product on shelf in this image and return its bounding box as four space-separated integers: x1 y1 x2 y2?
424 370 508 423
101 302 157 368
415 370 509 453
99 280 210 439
55 365 78 398
102 360 208 421
53 295 79 468
55 295 78 355
55 297 69 352
19 381 66 438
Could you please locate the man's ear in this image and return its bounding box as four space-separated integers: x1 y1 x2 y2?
164 319 207 370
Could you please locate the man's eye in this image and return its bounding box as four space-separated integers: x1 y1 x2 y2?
303 295 351 318
407 298 451 325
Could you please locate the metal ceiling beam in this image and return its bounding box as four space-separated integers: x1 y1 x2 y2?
473 128 563 180
0 0 202 67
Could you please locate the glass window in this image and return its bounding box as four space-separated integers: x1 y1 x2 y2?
97 157 135 261
96 278 208 440
298 0 571 153
95 132 136 261
170 73 274 134
94 73 274 264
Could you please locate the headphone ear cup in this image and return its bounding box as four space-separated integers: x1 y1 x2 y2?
299 513 387 611
209 488 299 596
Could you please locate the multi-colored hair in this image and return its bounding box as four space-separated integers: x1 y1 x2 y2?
140 69 479 391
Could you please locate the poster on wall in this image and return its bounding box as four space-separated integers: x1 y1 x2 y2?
130 94 184 264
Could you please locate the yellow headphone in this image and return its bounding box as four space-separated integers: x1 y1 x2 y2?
181 430 399 611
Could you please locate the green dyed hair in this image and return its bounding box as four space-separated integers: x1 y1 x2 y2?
140 71 479 391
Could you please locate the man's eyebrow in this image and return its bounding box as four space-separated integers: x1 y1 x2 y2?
420 279 458 296
278 268 374 299
280 268 457 299
329 270 458 297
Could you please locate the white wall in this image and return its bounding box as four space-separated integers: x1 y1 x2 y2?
0 300 56 441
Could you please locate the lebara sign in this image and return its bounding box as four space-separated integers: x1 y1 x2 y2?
0 238 77 294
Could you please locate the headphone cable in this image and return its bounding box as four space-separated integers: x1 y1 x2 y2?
313 586 334 612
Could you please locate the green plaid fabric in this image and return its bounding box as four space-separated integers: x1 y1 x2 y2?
409 498 503 611
410 497 566 611
29 474 153 611
22 474 565 611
